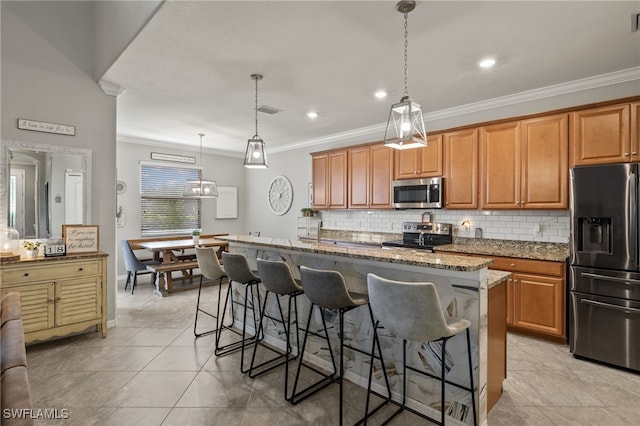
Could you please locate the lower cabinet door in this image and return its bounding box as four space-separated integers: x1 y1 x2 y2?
55 277 102 327
5 283 55 333
513 273 565 337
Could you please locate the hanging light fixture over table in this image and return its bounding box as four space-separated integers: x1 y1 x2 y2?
244 73 268 168
183 133 218 198
383 0 428 150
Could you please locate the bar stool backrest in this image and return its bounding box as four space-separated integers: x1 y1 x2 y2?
195 247 225 281
256 258 302 295
299 265 356 309
367 273 460 342
222 252 259 283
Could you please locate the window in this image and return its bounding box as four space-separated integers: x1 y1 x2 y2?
140 162 201 236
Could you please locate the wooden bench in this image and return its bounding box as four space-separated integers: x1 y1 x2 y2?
146 260 200 296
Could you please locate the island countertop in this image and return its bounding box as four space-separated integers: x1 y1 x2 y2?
218 235 492 272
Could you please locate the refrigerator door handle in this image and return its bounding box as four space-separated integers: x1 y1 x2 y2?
581 299 640 315
630 168 638 266
581 272 640 286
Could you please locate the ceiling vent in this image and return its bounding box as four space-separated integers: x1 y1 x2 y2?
632 13 640 33
256 105 282 115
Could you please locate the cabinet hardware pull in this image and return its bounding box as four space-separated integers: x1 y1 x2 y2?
23 273 29 277
510 263 515 267
47 298 54 303
624 152 630 156
633 152 638 155
78 267 84 271
55 297 62 302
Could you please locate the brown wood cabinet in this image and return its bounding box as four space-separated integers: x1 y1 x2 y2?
312 150 347 209
394 134 443 180
480 114 568 209
490 256 566 341
444 129 478 209
0 253 108 344
570 103 635 165
348 143 393 209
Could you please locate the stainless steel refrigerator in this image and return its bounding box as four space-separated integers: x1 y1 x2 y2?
570 163 640 372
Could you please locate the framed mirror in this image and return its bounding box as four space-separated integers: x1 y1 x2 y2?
1 139 92 239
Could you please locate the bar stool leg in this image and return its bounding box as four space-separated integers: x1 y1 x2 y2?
194 275 224 337
290 304 338 405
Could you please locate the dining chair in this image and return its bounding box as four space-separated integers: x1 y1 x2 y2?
120 240 161 294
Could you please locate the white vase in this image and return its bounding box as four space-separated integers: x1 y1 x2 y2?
192 236 199 245
24 250 38 259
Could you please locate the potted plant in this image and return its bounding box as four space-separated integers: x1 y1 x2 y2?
301 208 316 217
191 229 201 244
22 240 41 258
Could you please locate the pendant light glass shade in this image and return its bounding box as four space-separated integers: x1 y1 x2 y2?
384 1 428 150
244 137 267 169
183 133 218 198
244 73 268 168
383 95 427 150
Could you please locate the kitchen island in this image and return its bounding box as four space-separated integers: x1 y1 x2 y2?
217 235 506 426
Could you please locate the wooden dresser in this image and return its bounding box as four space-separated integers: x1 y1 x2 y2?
0 252 108 344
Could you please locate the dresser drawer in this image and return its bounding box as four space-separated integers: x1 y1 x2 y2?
1 260 102 285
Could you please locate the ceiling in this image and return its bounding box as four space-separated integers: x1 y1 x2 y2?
103 1 640 156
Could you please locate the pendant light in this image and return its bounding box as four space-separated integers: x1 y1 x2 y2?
244 73 268 168
183 133 218 198
383 0 428 150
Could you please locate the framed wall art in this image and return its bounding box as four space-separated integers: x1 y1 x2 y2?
62 225 99 253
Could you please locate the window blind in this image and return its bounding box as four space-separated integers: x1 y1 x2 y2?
140 163 201 235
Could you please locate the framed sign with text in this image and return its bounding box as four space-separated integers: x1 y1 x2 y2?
62 225 99 253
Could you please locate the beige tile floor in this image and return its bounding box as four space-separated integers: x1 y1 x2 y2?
25 279 640 425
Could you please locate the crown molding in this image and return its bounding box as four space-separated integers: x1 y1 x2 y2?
118 135 243 158
271 66 640 153
98 80 126 97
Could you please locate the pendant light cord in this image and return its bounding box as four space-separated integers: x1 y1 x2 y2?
403 11 409 98
198 133 204 166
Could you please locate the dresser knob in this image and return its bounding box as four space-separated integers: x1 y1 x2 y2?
510 263 515 268
78 267 83 271
23 273 29 277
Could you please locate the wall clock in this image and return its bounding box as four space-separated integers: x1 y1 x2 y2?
267 175 293 216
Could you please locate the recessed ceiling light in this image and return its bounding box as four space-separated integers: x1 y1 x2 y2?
478 58 496 69
374 90 387 99
306 111 318 119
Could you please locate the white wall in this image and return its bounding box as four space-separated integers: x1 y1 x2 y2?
115 141 246 276
2 2 118 322
245 81 640 242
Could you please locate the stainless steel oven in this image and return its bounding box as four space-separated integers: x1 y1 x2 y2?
392 177 443 209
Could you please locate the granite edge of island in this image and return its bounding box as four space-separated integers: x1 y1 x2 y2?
217 235 493 272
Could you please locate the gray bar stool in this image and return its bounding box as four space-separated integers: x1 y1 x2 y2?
248 258 304 400
364 273 477 426
193 247 227 338
218 252 263 373
291 266 391 426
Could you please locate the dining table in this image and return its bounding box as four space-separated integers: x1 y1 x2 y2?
137 237 229 296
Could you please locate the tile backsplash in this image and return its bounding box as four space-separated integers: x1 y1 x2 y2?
318 209 569 243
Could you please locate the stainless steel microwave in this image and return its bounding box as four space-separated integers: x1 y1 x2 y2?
392 177 444 209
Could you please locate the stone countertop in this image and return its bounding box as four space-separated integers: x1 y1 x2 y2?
435 237 570 262
487 270 511 289
218 235 492 272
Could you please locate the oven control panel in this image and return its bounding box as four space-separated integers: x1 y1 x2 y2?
402 222 451 236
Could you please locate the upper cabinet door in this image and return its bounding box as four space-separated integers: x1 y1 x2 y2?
632 102 640 163
480 121 521 209
570 104 630 166
393 134 443 180
311 153 328 209
348 146 370 209
328 150 347 209
444 129 478 209
521 114 569 209
369 144 393 208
